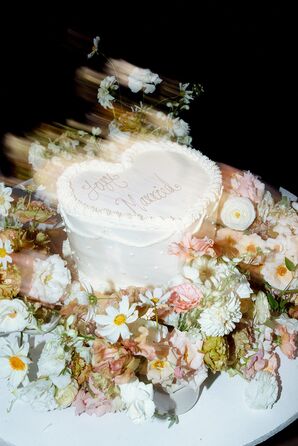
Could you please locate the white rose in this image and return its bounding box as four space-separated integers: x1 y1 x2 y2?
37 339 71 388
119 379 155 424
245 371 278 409
254 291 270 324
16 378 58 411
55 380 78 408
0 299 29 333
30 254 71 304
221 197 256 231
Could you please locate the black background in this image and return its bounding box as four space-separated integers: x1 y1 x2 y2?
0 2 297 443
0 2 297 194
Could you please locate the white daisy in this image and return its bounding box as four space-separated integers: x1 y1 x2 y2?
30 254 71 304
95 295 138 344
0 299 30 333
245 371 279 409
139 288 170 308
0 183 13 216
0 337 30 389
198 293 242 336
97 75 118 109
128 67 162 94
0 239 13 270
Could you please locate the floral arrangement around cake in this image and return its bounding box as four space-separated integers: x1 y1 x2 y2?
0 37 298 426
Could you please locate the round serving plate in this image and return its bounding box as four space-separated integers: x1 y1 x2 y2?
0 176 297 446
0 347 297 446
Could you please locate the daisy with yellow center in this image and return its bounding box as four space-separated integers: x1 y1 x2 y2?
0 239 13 270
95 295 138 344
139 288 170 308
0 337 30 389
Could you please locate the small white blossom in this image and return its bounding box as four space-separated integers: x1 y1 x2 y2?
119 379 155 424
170 117 190 138
91 127 101 136
28 142 46 170
97 75 118 109
0 337 30 389
199 293 242 336
0 239 13 270
95 295 138 344
0 183 13 216
128 67 162 94
245 371 279 409
16 378 58 411
30 254 71 304
108 120 131 142
64 281 89 305
87 36 100 59
37 339 71 389
0 299 30 333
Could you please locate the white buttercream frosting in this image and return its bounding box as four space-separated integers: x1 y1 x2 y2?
57 140 222 290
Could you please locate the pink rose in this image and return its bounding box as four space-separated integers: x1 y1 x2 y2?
169 283 203 313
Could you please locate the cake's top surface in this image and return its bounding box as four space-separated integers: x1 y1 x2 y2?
57 140 222 229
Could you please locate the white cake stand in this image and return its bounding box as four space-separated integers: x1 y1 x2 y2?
0 346 297 446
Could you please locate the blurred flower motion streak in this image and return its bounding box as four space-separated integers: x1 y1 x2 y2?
0 34 203 199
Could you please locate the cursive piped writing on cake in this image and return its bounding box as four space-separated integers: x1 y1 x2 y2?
81 174 128 200
115 174 182 215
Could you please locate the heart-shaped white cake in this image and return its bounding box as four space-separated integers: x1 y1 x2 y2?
57 140 222 290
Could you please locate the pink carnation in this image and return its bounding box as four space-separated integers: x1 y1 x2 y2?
72 378 114 417
169 233 215 260
169 283 202 313
231 171 265 204
277 325 297 359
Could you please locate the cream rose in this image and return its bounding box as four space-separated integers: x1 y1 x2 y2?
221 197 256 231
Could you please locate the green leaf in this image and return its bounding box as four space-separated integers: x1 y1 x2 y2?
267 293 279 311
168 414 179 428
285 257 296 272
